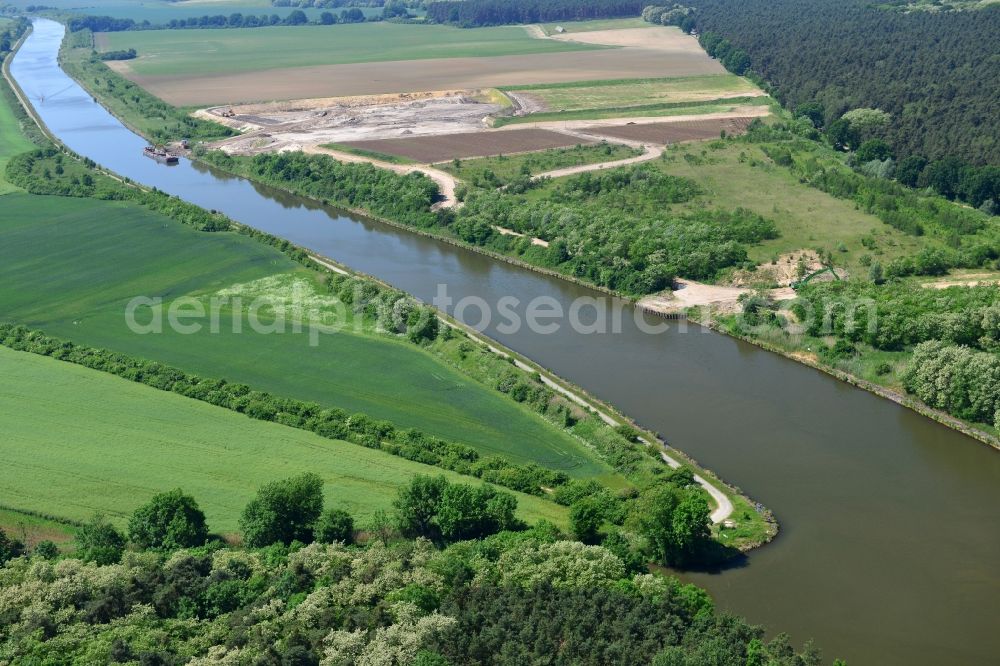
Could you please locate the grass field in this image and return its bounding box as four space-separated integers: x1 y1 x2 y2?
0 193 609 476
493 98 772 126
539 18 649 34
645 141 926 275
438 142 641 186
100 23 602 77
0 82 34 195
0 346 568 533
506 75 762 112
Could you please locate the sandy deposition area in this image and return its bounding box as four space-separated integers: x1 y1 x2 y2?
111 26 723 106
201 90 504 152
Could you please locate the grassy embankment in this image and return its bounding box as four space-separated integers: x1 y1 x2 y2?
0 345 568 534
437 141 642 186
97 22 604 77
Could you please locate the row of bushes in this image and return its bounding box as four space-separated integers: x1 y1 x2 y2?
201 150 440 226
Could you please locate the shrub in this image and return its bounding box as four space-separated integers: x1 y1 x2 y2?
128 489 209 551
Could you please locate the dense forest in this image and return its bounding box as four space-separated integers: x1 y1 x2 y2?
678 0 999 170
0 475 826 664
425 0 647 27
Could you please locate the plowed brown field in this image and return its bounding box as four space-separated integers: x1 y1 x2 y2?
584 116 755 143
337 128 593 163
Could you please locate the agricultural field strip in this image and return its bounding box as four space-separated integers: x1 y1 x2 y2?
0 345 568 531
0 194 606 474
503 74 764 112
99 23 608 77
103 24 723 106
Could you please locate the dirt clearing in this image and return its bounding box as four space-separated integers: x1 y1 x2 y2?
337 128 595 163
204 91 505 154
550 25 703 50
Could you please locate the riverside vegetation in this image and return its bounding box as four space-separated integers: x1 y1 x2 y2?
0 476 829 665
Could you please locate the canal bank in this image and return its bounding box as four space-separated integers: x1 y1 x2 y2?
12 19 1000 665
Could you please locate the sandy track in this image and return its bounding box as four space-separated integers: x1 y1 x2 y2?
303 145 458 210
531 130 664 180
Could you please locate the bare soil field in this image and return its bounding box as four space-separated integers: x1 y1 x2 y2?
584 116 756 143
550 25 699 50
115 41 723 107
337 128 594 163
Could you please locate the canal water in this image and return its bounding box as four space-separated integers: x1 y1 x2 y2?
11 19 1000 664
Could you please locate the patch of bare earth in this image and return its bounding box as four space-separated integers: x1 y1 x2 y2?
204 91 504 154
639 278 796 316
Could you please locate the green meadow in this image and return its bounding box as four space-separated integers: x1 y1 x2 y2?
505 74 762 112
0 193 607 475
0 346 568 532
101 22 601 77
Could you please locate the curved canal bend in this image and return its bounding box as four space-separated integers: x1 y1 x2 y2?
12 19 1000 665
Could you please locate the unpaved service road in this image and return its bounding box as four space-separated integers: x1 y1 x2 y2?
115 45 724 106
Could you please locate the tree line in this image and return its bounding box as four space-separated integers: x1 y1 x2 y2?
69 8 374 33
670 0 999 189
202 150 440 226
425 0 647 27
0 472 826 665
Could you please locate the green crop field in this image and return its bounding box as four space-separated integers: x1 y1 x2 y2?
100 23 602 77
494 97 773 127
0 193 609 476
0 346 568 533
438 142 642 187
0 86 34 195
538 18 649 34
506 75 763 112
